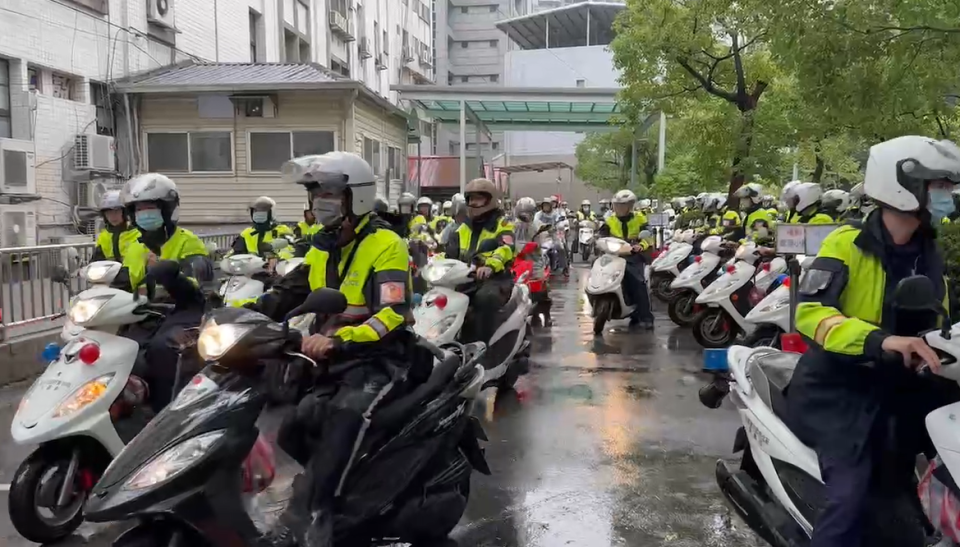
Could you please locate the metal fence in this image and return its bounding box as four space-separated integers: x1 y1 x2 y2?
0 231 239 344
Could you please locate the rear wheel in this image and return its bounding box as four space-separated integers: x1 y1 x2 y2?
593 298 612 335
667 291 699 327
742 326 783 349
692 308 737 349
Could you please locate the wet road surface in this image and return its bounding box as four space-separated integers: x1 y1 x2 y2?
0 264 762 546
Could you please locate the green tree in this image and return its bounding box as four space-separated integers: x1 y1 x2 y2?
758 0 960 142
612 0 780 205
574 128 657 193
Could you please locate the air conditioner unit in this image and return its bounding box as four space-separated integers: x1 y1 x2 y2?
375 54 387 70
359 37 372 59
328 10 354 40
0 203 38 248
402 46 415 63
419 50 433 67
146 0 176 29
74 134 116 172
0 138 37 196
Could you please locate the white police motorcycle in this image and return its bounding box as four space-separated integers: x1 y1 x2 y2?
218 239 296 306
651 229 696 302
741 256 812 348
585 236 640 335
9 260 176 543
665 235 724 327
578 219 598 261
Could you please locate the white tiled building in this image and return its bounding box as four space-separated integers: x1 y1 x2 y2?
0 0 432 244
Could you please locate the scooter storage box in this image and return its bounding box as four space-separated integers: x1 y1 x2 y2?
703 348 729 371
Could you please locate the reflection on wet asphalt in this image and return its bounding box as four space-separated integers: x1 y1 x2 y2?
0 264 761 546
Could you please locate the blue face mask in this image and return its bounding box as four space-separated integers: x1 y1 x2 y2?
252 211 269 224
135 209 165 232
928 188 955 223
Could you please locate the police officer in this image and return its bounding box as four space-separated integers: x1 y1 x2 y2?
598 198 612 220
255 152 412 547
734 182 776 243
787 182 836 224
410 196 434 234
788 135 960 547
513 196 538 243
231 196 295 258
431 200 453 233
117 174 213 411
438 193 466 246
597 189 655 330
444 178 516 351
91 190 140 262
295 204 322 239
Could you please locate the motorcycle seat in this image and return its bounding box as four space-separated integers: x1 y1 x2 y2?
748 351 800 421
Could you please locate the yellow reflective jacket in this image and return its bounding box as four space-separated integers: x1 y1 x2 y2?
235 224 295 259
446 213 516 273
296 221 322 238
304 215 411 344
602 212 651 250
796 216 947 357
122 228 210 290
95 227 141 262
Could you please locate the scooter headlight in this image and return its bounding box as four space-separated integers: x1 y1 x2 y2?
53 373 115 418
423 315 458 340
197 319 255 361
83 262 121 283
422 262 455 284
757 295 790 314
122 430 225 491
68 295 111 325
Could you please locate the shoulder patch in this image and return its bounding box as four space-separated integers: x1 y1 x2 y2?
380 281 405 305
799 269 834 296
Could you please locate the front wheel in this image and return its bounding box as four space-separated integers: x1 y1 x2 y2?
651 273 677 302
742 326 783 349
592 298 613 335
667 291 699 327
692 308 737 349
9 449 94 543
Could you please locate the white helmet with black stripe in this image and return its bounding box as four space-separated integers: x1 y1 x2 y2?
282 152 376 225
864 136 960 212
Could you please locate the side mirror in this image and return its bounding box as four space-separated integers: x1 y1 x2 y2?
285 288 347 320
271 238 289 251
477 239 500 254
51 265 70 284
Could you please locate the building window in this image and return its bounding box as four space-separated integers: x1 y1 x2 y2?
489 5 497 12
460 6 468 13
51 72 77 101
249 131 336 172
146 132 233 173
490 74 499 83
90 82 113 136
249 10 263 62
0 59 10 138
492 141 499 150
576 79 585 87
460 41 468 48
283 0 311 62
330 59 350 77
363 136 382 175
27 67 40 92
461 76 469 83
489 40 498 47
387 146 402 180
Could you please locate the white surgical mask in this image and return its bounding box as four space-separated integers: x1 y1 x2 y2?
312 198 342 225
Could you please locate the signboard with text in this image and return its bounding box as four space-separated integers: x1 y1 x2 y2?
775 224 841 255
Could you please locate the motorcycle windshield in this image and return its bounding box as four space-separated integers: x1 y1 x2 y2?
92 366 264 493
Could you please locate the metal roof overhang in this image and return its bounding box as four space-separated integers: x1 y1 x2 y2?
496 2 626 50
495 162 573 174
392 84 622 132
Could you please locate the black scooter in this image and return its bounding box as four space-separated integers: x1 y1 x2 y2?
84 288 491 547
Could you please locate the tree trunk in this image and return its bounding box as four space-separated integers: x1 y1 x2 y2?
812 155 825 183
727 109 756 210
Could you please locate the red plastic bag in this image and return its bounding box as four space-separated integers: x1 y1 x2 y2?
241 434 276 494
918 456 960 542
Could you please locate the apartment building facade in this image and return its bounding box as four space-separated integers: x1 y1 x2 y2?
0 0 431 244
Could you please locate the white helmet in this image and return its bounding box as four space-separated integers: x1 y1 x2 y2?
417 196 433 208
99 189 124 212
709 193 727 212
397 192 417 214
821 189 850 213
612 189 637 205
792 182 823 212
734 182 764 206
694 192 710 208
581 199 591 207
864 136 960 212
450 192 467 217
282 152 377 221
780 180 801 205
122 173 181 229
515 196 537 219
638 198 652 209
442 200 453 214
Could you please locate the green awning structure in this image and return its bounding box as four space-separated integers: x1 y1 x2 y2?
392 85 622 133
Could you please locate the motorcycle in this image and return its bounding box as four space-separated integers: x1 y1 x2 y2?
741 256 812 348
414 253 533 390
84 289 492 547
585 237 637 335
578 219 597 262
692 242 787 349
707 275 956 547
665 236 725 327
217 239 293 307
512 241 552 325
650 229 696 302
9 261 178 543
